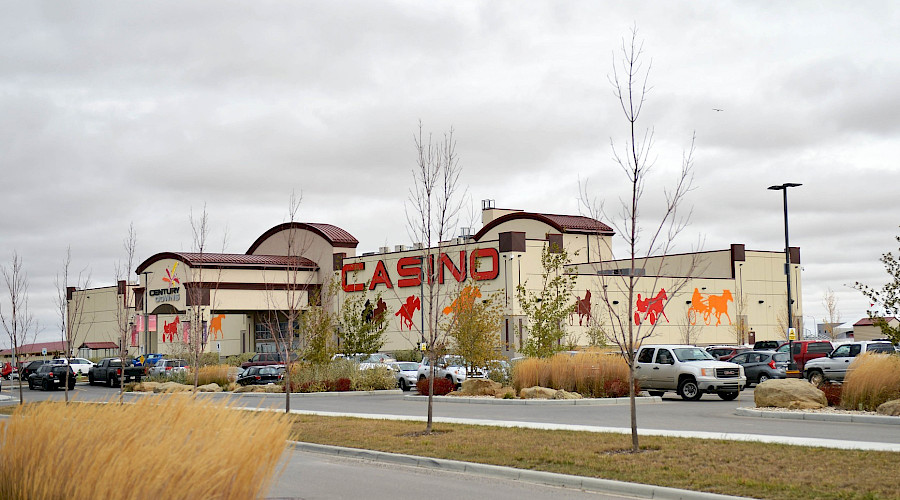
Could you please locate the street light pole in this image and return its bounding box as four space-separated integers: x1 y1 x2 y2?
768 182 801 371
142 271 153 357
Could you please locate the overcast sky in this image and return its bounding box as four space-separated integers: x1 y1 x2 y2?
2 1 899 345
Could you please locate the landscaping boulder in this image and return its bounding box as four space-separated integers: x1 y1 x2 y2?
133 381 160 392
154 382 192 393
456 378 502 396
876 399 900 416
197 383 222 393
754 379 826 409
552 389 583 400
519 386 557 399
494 387 516 399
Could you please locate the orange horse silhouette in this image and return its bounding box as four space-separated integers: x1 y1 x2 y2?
443 286 481 315
396 296 421 330
570 290 591 326
209 314 225 340
162 315 180 343
634 289 668 325
688 288 734 326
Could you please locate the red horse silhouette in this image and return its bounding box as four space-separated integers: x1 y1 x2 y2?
395 296 421 330
373 298 388 324
162 315 180 342
634 289 668 325
570 290 592 326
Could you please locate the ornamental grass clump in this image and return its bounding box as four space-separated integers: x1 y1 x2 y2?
841 352 900 411
198 364 234 387
512 351 632 398
0 395 292 499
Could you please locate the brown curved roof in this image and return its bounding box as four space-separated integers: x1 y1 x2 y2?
474 212 614 240
136 252 317 274
246 222 359 254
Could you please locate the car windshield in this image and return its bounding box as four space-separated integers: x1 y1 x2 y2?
169 360 186 367
773 353 790 362
443 355 465 366
259 367 278 375
673 348 715 362
396 362 419 371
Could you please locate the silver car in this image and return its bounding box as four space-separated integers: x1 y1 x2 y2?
390 361 421 391
148 359 188 377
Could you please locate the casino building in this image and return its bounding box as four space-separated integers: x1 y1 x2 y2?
68 202 803 359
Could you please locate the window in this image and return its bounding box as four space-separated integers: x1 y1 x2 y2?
730 353 748 364
849 345 861 356
637 348 655 364
655 349 673 364
673 348 714 362
746 353 760 363
832 345 851 358
808 342 833 353
868 343 894 353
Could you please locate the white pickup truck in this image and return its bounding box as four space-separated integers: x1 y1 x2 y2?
634 345 746 401
804 341 895 385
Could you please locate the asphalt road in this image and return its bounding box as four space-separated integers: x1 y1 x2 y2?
269 448 641 500
3 381 898 446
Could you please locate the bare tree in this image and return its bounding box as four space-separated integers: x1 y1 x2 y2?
822 287 842 340
729 294 748 345
677 309 701 345
1 251 39 404
579 27 697 453
406 121 465 434
56 246 91 403
113 223 137 400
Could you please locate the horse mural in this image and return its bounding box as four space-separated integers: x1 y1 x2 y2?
442 286 481 315
688 288 734 326
634 289 669 325
207 314 225 340
395 295 421 331
570 290 592 326
162 315 180 343
372 298 388 324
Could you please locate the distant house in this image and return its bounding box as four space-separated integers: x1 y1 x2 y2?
852 317 899 341
0 341 68 362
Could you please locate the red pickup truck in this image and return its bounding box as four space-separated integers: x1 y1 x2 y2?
777 340 833 372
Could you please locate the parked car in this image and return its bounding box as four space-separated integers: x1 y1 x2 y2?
50 357 95 376
633 345 746 401
753 340 785 351
705 345 750 361
390 361 421 391
728 350 790 385
132 353 164 367
776 340 833 372
804 341 896 385
20 360 50 380
148 359 188 377
1 361 12 379
236 365 283 386
28 364 76 391
359 353 397 370
240 352 298 369
88 358 144 387
416 355 483 387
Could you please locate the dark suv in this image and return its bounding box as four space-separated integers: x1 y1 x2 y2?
20 360 51 380
240 352 299 369
28 364 77 391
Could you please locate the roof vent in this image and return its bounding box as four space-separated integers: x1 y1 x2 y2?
481 199 495 210
413 243 424 249
378 246 390 254
394 245 405 252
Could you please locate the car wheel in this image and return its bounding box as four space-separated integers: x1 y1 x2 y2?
108 375 117 388
648 391 665 397
42 380 51 391
678 379 702 401
807 370 824 387
757 373 770 385
399 379 409 392
88 373 94 385
28 380 34 390
418 375 426 381
718 391 739 401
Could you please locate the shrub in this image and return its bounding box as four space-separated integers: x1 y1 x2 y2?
353 366 396 391
512 351 635 398
0 395 291 498
324 378 353 392
818 381 842 407
225 352 256 367
416 377 455 396
841 353 900 411
393 349 424 362
198 364 233 387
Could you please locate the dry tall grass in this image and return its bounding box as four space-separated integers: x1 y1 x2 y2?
512 351 633 397
841 352 900 411
0 396 293 499
198 364 234 386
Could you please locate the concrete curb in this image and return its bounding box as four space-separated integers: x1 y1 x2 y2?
402 394 662 405
736 407 900 425
290 441 748 500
